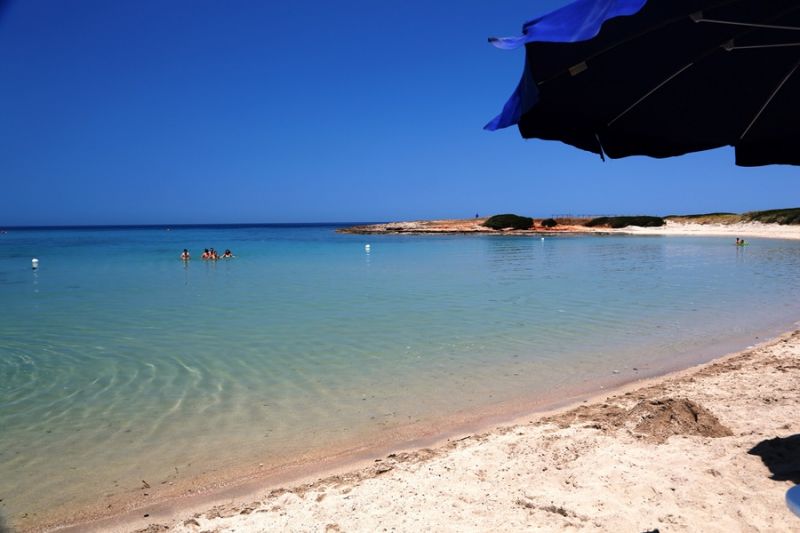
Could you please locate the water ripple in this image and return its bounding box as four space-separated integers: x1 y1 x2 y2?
2 230 800 526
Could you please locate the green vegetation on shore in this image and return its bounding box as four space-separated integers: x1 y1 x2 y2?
666 212 736 218
666 208 800 225
481 208 800 231
340 207 800 235
584 216 665 229
540 218 558 228
743 208 800 225
483 214 533 230
482 213 664 230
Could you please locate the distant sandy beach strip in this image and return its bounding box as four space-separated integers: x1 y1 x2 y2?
65 327 799 532
339 218 800 240
613 220 800 240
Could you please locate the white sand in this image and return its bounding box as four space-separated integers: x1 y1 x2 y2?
109 329 800 533
614 220 800 240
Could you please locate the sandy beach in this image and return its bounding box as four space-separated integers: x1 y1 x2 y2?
613 220 800 240
58 325 797 532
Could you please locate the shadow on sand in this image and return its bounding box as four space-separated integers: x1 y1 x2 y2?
0 510 11 533
748 434 800 483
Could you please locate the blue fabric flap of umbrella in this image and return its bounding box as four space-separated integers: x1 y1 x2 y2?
486 0 800 167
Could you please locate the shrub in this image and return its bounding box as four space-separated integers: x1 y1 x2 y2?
665 212 736 219
483 214 534 230
540 218 558 228
664 213 741 224
743 208 800 225
584 216 665 228
663 208 800 225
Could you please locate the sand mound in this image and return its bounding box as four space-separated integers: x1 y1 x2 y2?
549 396 733 444
627 398 733 443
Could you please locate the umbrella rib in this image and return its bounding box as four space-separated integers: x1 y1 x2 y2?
694 18 800 32
730 42 800 50
537 0 746 87
739 57 800 140
538 3 800 88
606 5 800 130
607 63 694 128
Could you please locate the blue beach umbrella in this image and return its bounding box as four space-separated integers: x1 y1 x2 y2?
485 0 800 167
788 484 800 518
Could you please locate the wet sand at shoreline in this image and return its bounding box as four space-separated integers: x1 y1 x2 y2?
50 327 800 532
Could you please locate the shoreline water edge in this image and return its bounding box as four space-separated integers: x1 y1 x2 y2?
41 324 799 533
8 221 800 532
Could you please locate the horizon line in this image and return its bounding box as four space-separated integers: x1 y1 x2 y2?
0 221 385 231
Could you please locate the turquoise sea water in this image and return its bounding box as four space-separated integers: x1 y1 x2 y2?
2 225 800 528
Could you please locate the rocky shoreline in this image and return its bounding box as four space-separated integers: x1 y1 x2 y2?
338 218 800 240
337 218 591 235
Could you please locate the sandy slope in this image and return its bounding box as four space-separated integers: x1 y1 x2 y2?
123 330 800 533
616 220 800 240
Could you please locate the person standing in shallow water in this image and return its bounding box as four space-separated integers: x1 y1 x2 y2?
181 249 190 261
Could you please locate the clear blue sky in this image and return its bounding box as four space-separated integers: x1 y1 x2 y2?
1 0 797 226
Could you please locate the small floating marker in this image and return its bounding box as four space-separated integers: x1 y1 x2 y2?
365 244 371 252
541 237 544 241
31 258 39 269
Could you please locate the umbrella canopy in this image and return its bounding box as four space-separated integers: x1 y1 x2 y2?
486 0 800 166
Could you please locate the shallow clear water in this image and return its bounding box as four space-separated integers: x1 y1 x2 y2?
2 225 800 527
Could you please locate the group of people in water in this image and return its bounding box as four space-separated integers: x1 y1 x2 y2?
180 248 234 260
735 238 748 247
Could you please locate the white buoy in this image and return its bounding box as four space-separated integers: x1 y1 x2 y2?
541 237 545 241
31 258 39 269
364 244 371 252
